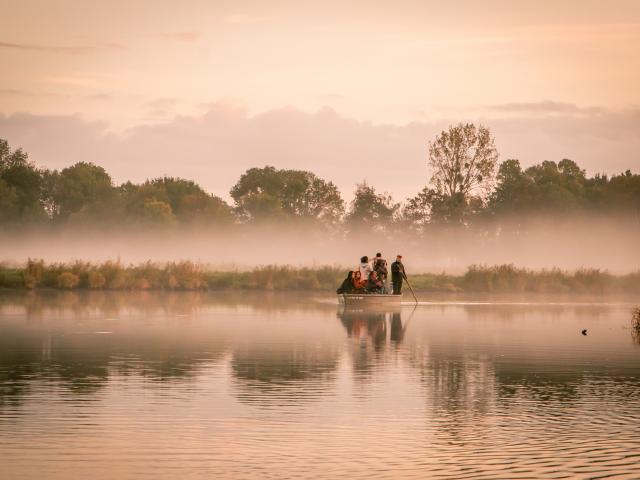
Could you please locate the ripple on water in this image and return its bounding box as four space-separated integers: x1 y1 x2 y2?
1 294 639 479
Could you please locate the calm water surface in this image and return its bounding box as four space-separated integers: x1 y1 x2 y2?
1 292 639 479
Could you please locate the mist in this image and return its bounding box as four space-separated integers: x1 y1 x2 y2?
2 216 638 273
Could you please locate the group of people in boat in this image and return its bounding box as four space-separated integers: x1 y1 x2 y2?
337 253 406 295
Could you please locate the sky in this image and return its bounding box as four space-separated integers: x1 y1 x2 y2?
1 0 639 200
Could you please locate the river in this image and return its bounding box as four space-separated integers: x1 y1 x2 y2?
1 291 639 479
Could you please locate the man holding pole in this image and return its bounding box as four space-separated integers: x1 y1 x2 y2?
391 255 405 295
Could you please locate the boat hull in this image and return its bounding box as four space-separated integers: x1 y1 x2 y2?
340 293 402 308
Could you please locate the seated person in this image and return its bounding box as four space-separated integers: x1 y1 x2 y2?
366 271 384 294
352 271 367 293
336 271 355 294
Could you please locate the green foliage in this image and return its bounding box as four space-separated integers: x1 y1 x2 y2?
54 162 115 220
632 308 640 330
57 272 80 289
230 166 344 226
87 271 106 289
458 264 634 294
488 159 640 219
426 123 498 224
23 258 44 289
346 182 398 230
140 198 177 224
0 139 47 222
123 177 233 225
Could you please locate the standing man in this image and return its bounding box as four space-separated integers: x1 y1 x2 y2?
391 255 405 295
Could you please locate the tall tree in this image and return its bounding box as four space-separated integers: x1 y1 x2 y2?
427 123 498 222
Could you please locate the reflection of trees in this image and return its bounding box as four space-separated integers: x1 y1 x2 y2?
0 290 338 321
0 318 227 410
462 303 617 323
231 347 339 406
0 327 44 408
493 368 582 404
408 346 496 443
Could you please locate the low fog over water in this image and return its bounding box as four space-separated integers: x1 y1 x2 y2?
2 216 638 273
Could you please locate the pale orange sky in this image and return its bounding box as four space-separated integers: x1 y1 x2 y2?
1 0 639 199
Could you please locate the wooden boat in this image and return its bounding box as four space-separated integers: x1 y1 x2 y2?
340 293 402 308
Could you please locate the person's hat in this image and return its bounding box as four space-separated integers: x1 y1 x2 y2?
396 254 402 258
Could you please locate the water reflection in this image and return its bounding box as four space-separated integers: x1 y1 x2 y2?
1 292 640 479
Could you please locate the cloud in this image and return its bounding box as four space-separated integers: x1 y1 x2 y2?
0 40 125 55
487 101 605 116
0 104 638 202
222 14 273 25
87 93 115 101
144 98 180 109
0 88 37 97
159 31 201 42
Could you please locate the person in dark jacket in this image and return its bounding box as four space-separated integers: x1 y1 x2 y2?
391 255 405 295
336 271 355 294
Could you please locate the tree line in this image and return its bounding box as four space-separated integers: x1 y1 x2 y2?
1 123 639 231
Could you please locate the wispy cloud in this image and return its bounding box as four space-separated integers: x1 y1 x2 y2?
145 98 180 109
0 88 35 96
159 31 201 42
0 40 125 55
487 101 605 116
222 14 273 25
87 93 115 101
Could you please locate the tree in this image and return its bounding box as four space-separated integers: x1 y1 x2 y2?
492 159 589 215
600 170 640 215
53 162 115 219
401 187 468 229
0 138 47 222
489 159 536 216
139 198 177 224
143 177 232 224
427 123 498 222
230 166 344 226
346 182 398 230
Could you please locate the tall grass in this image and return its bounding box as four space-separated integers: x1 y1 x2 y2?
0 260 638 293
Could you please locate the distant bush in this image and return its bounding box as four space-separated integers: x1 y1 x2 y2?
57 272 80 289
23 258 44 289
87 271 106 289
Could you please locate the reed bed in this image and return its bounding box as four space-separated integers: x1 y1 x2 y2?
0 260 639 293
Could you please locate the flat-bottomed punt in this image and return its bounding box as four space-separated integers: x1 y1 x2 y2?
340 293 402 308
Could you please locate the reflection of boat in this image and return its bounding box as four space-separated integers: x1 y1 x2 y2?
338 308 408 353
340 293 402 308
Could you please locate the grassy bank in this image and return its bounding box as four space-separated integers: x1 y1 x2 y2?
1 260 639 294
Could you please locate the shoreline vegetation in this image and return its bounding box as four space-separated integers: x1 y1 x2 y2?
1 260 639 294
